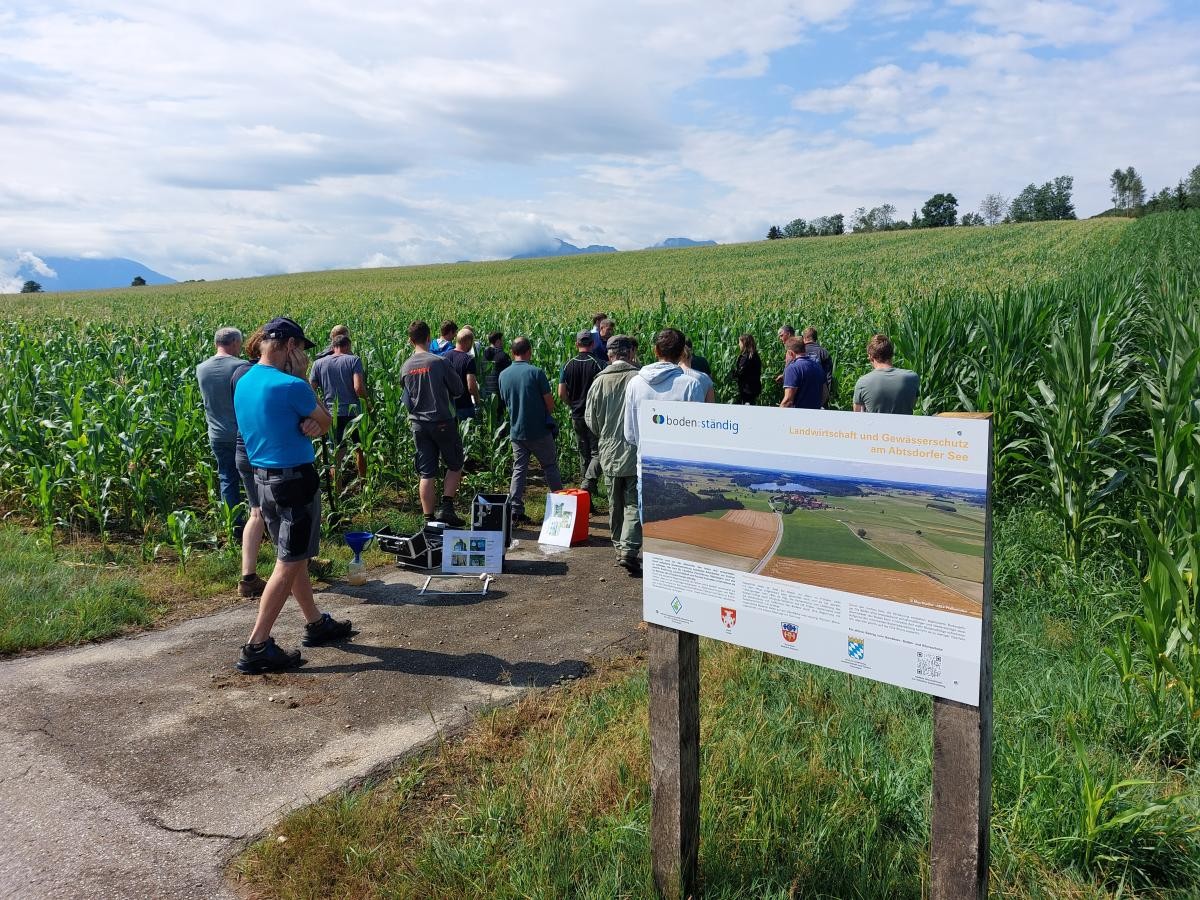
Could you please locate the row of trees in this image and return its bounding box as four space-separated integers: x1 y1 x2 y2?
1110 163 1200 216
767 214 846 240
767 177 1078 241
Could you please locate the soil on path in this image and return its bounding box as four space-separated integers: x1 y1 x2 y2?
0 522 644 900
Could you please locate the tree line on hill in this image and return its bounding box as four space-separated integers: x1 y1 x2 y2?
1105 162 1200 217
767 177 1077 240
767 162 1199 241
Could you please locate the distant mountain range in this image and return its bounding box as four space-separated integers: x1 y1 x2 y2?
510 236 715 260
510 239 618 260
14 256 175 292
647 237 717 249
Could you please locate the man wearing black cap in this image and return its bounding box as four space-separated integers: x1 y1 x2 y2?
232 317 354 673
558 330 604 499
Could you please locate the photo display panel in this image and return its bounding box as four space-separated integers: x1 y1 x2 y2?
639 402 991 705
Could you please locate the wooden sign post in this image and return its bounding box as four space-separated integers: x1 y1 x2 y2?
930 411 993 899
644 409 993 898
648 624 700 899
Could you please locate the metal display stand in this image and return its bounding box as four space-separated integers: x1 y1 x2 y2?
418 574 494 596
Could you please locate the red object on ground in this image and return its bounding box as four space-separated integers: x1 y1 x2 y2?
555 489 591 544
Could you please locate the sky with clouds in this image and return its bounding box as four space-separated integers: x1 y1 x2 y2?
1 0 1197 284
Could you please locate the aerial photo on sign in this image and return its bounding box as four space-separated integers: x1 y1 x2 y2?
642 456 986 617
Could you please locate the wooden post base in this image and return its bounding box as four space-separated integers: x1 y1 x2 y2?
648 623 700 899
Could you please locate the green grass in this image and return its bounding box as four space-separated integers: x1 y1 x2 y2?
0 522 414 654
236 506 1200 898
0 525 159 653
773 508 909 571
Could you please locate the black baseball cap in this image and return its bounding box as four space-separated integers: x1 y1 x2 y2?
262 316 315 349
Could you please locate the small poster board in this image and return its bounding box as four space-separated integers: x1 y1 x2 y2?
538 492 578 547
441 530 505 574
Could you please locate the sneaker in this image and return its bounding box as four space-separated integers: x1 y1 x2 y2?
438 501 465 528
302 612 355 647
238 575 267 598
236 637 303 674
618 558 643 578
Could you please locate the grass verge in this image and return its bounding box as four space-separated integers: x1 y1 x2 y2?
0 525 159 653
235 506 1200 898
0 520 404 655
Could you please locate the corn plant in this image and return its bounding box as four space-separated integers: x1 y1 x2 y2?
1136 286 1199 551
1055 723 1187 878
214 500 245 550
165 509 199 570
1107 523 1200 760
1010 284 1139 564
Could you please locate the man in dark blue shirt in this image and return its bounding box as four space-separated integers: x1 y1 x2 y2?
780 338 825 410
559 331 604 497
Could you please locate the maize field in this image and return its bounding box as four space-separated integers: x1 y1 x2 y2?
4 212 1200 891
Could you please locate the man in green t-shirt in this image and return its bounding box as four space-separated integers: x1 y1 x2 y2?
498 337 563 525
852 334 920 415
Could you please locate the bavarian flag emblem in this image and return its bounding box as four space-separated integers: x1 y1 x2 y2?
781 622 798 643
848 635 865 660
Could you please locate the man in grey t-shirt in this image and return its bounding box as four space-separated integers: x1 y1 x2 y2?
310 333 367 483
400 320 466 526
196 326 247 518
852 333 920 415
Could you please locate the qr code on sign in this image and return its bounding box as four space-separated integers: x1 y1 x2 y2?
916 652 942 679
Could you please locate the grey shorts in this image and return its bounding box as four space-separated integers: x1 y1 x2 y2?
236 446 260 508
255 463 321 562
412 419 464 478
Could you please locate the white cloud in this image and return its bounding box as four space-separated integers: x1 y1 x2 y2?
0 0 1196 276
0 0 853 274
19 251 56 278
950 0 1164 46
0 251 56 293
775 14 1200 219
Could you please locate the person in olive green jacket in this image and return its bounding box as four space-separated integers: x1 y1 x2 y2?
584 335 643 577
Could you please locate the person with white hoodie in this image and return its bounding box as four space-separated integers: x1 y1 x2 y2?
623 328 709 446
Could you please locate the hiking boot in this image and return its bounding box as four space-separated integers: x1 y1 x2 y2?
238 575 267 598
618 557 643 578
302 612 355 647
438 499 465 528
237 637 303 674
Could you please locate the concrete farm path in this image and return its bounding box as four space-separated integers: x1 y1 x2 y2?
0 523 644 900
751 512 785 575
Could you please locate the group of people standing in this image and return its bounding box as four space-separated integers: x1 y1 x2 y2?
196 310 919 673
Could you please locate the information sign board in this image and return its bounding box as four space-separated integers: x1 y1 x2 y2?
441 530 505 574
538 491 579 547
640 402 991 705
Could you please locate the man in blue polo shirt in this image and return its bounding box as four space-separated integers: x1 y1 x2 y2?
232 316 354 673
780 338 824 410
